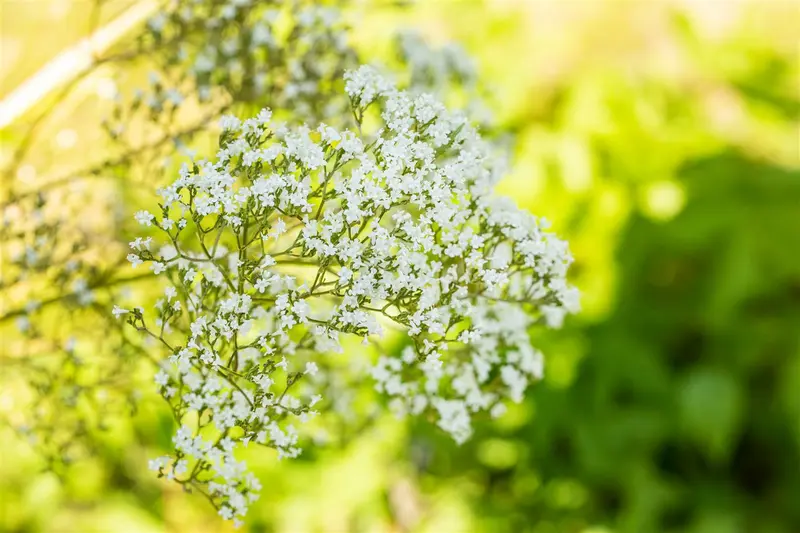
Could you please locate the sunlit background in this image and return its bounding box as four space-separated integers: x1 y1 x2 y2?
1 0 799 532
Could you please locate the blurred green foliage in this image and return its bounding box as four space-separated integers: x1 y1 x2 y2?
1 1 798 532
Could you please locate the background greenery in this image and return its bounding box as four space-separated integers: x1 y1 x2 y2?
1 1 798 532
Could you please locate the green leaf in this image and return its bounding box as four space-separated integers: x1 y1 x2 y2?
679 367 744 463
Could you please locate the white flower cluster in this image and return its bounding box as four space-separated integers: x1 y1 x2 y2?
393 29 495 129
118 0 352 124
396 30 477 92
124 66 578 525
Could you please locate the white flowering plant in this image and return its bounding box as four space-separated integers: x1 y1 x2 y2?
2 0 516 469
121 66 578 524
1 0 354 469
1 0 578 525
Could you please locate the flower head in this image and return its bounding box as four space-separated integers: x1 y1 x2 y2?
126 66 578 524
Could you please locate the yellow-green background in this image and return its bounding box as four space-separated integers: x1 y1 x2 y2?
1 1 798 532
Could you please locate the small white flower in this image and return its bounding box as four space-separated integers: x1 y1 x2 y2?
220 115 241 131
134 210 155 226
127 254 144 268
490 403 507 419
15 316 30 333
304 362 319 376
